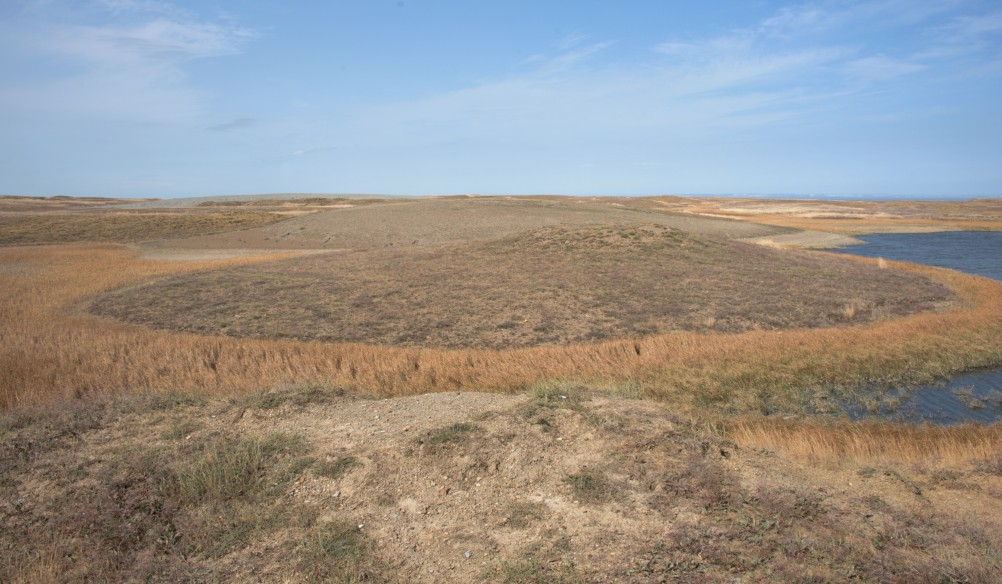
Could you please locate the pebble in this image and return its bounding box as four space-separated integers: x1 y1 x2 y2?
464 550 473 559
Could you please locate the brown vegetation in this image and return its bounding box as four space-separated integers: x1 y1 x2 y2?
1 243 1001 415
670 196 1002 235
91 224 954 349
140 195 787 252
3 194 1002 582
0 210 288 245
0 195 156 212
731 417 1002 466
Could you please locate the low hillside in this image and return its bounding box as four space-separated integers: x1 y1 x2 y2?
91 224 954 349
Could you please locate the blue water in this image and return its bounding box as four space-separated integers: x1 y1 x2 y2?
830 232 1002 424
835 231 1002 281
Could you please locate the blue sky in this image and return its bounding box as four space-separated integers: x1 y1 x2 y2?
1 0 1001 198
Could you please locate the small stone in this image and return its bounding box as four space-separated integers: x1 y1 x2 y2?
439 486 451 496
464 550 473 559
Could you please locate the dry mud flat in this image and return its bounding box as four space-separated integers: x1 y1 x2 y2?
4 387 1001 583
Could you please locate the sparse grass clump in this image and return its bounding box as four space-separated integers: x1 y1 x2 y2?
422 422 481 445
529 382 583 408
502 501 548 529
299 521 384 583
564 470 611 504
160 418 201 440
249 383 347 410
0 400 389 582
496 556 580 584
315 455 361 480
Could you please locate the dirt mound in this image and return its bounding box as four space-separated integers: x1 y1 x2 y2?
4 387 1000 583
91 224 955 349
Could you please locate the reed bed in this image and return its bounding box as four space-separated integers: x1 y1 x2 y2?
2 245 1002 414
729 417 1002 466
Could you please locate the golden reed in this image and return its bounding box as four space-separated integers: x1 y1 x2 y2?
2 245 1001 419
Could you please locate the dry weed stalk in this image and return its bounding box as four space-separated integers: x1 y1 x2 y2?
2 245 1002 416
730 417 1002 466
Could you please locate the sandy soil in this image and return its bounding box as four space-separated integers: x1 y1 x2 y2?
740 230 864 249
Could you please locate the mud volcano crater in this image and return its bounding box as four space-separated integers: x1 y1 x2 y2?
91 225 955 349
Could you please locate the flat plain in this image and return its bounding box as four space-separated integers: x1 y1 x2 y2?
2 194 1002 583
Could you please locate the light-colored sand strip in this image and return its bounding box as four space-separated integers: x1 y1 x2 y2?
741 230 863 249
131 247 336 261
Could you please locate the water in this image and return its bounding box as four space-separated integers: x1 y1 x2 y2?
834 231 1002 281
830 232 1002 424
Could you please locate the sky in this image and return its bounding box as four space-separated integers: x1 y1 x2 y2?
1 0 1001 198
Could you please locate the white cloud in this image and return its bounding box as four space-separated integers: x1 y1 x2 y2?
760 4 841 37
0 1 253 122
343 0 990 154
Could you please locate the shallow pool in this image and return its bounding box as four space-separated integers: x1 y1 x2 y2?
830 232 1002 424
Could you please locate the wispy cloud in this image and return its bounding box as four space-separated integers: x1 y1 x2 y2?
207 117 255 132
347 0 998 153
0 0 253 122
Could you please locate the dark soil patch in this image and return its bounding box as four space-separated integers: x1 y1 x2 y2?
90 224 955 349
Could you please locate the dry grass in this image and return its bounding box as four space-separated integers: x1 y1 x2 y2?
0 195 155 211
0 210 287 245
730 417 1002 466
671 197 1002 235
2 244 1002 414
90 224 954 348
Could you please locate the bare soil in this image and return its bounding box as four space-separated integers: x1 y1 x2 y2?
91 224 955 349
3 387 1000 583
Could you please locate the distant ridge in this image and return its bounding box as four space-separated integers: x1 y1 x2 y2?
114 193 405 209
